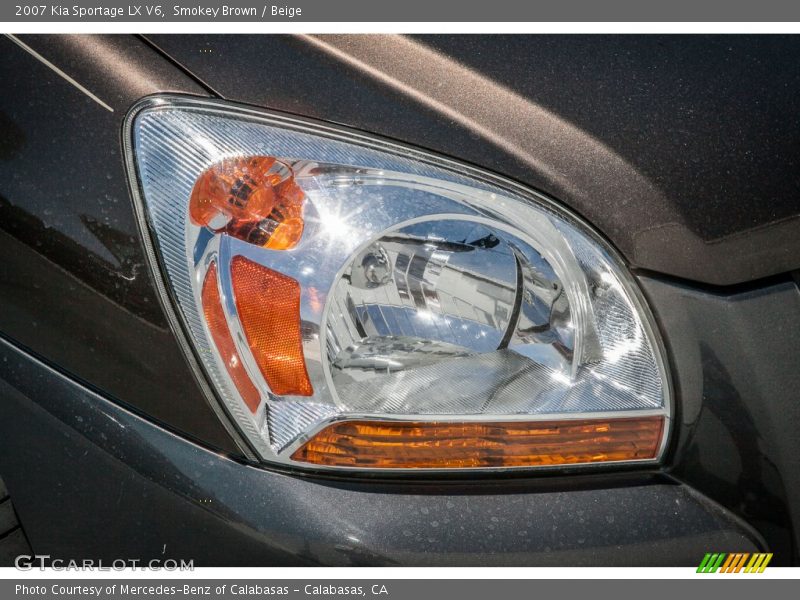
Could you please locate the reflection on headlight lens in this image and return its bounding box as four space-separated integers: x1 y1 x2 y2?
129 97 671 471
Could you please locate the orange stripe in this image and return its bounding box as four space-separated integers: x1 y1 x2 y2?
734 553 750 572
720 554 736 572
730 554 743 573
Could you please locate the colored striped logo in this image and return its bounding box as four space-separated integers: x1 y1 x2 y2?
697 553 773 573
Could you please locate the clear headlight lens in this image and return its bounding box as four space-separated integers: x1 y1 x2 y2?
126 96 671 471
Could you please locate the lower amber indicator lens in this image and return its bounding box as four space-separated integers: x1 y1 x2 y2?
292 416 664 468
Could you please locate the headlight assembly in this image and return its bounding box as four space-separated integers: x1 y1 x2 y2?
126 96 671 472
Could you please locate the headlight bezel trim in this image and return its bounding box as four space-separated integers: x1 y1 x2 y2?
123 94 674 474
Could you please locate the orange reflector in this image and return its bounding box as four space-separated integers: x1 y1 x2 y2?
201 263 262 414
292 416 664 468
189 156 304 250
231 256 313 397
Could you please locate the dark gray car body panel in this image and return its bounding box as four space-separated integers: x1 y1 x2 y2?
0 337 763 566
0 34 798 565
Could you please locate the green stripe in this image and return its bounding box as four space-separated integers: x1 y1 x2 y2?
710 553 727 573
697 553 713 572
702 554 719 573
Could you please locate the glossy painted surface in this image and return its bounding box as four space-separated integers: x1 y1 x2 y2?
0 35 239 453
640 276 800 564
0 34 798 565
148 34 800 286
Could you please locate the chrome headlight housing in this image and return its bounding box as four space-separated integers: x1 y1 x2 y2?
126 96 671 471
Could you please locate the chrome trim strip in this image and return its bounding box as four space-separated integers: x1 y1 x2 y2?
5 34 114 113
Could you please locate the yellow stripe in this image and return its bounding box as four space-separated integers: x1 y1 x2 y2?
758 554 773 573
749 554 766 573
744 554 759 573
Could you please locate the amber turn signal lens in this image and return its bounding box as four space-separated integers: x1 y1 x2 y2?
189 155 305 250
201 263 262 414
292 416 664 468
231 256 313 397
